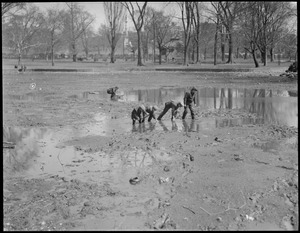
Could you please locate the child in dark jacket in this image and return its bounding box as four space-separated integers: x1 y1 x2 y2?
182 87 197 120
131 104 159 124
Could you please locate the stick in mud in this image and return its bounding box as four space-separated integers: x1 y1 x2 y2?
57 150 65 174
182 205 196 214
199 189 247 216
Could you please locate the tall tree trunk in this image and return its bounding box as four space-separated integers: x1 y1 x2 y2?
18 53 21 66
261 47 267 66
196 39 200 63
244 49 248 59
137 29 143 66
213 21 218 66
145 32 149 61
236 47 239 59
270 48 274 62
158 45 162 65
183 36 188 65
252 50 259 67
72 42 77 62
51 45 54 66
226 32 233 63
204 47 207 60
153 23 156 63
192 41 195 63
110 45 115 63
221 27 225 62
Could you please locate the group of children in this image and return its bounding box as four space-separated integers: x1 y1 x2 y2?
107 86 198 124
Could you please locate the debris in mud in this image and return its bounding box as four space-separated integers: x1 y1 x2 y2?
245 215 254 221
158 201 171 209
185 154 194 161
159 177 175 184
129 177 140 185
214 137 222 142
266 125 298 139
233 154 244 162
3 141 15 149
182 205 196 214
153 213 169 229
281 215 294 230
163 166 170 172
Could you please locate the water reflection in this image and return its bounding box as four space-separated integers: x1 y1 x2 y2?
3 126 47 175
3 126 90 177
132 121 156 133
182 119 199 132
215 118 265 127
124 87 297 127
8 87 297 127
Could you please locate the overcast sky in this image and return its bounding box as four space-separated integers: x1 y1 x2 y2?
33 2 297 32
33 2 179 31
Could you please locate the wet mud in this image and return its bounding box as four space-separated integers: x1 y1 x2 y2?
3 71 298 230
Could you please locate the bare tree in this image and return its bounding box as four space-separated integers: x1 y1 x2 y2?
96 24 110 56
44 8 65 66
241 2 295 67
212 1 246 64
79 10 94 59
122 2 148 66
1 2 24 18
257 2 295 65
178 2 193 66
103 2 125 63
144 7 159 63
65 2 95 62
142 6 156 61
190 2 203 63
199 21 215 60
240 2 260 67
205 2 222 65
154 11 180 64
3 4 44 65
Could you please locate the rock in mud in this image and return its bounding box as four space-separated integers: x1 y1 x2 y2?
163 166 170 172
129 177 140 185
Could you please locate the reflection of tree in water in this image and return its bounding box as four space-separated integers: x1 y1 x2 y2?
219 88 229 109
216 118 264 127
3 127 47 175
246 89 281 124
130 88 185 106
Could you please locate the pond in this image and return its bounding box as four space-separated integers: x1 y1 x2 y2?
3 126 172 188
82 87 297 128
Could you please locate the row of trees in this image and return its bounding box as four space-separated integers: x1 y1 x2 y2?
2 3 95 65
2 2 297 67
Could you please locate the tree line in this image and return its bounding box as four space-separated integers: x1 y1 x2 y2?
2 2 297 67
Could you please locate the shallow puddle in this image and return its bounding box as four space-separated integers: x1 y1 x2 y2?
3 126 171 187
74 87 297 127
9 87 297 127
85 112 259 136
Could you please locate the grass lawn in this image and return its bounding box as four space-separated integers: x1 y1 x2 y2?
2 58 292 73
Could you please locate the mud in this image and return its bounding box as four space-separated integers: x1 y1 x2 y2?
3 68 298 230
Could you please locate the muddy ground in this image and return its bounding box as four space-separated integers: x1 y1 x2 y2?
3 61 298 230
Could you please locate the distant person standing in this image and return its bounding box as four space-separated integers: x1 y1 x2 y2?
157 101 183 121
182 87 197 120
